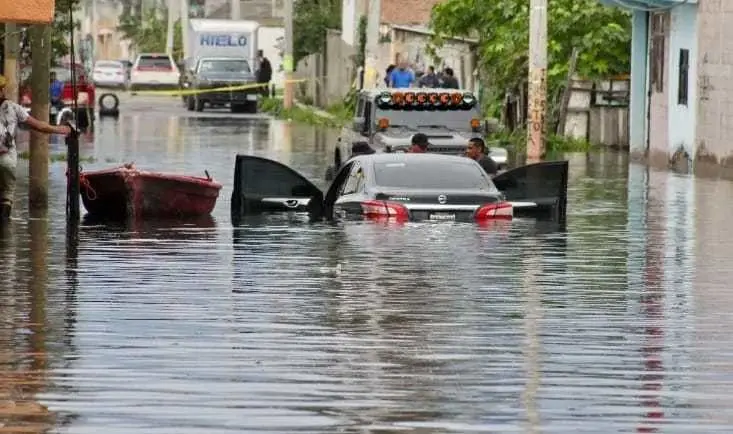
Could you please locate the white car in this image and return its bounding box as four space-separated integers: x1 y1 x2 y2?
92 60 128 89
129 53 180 91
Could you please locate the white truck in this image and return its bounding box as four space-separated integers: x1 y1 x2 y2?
186 19 260 66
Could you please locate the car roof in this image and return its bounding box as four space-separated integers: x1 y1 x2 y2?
351 152 477 166
360 88 470 98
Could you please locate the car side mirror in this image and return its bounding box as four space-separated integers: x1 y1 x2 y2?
352 117 366 133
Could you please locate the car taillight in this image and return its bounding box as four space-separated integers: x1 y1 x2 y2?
474 201 513 221
360 200 409 220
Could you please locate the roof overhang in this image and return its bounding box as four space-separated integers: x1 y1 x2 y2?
599 0 697 9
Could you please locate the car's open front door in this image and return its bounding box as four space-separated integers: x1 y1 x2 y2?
231 155 325 223
492 160 569 223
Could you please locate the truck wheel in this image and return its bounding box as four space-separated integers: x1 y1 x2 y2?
245 101 258 114
186 96 195 111
195 97 204 112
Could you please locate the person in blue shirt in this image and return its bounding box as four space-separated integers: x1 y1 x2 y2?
49 72 64 108
389 61 414 88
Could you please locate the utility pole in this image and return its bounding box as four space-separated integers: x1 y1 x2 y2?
283 0 294 109
28 24 51 210
3 24 19 102
230 0 240 20
526 0 547 162
180 0 190 60
166 0 178 56
363 0 381 88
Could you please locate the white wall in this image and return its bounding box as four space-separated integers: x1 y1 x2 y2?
667 4 698 157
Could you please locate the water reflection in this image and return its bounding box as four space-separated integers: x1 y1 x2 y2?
9 106 733 432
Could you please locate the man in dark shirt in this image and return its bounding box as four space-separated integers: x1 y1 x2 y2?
441 67 459 89
409 133 429 153
418 66 440 88
466 137 498 175
256 50 272 96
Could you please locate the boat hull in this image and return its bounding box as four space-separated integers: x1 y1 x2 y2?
79 167 222 219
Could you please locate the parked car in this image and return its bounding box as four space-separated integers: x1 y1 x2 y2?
19 63 96 131
129 53 180 91
92 60 128 89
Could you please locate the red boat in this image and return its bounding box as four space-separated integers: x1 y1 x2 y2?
79 164 222 219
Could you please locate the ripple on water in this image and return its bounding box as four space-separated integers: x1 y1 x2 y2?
1 127 733 432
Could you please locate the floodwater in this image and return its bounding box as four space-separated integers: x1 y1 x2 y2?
2 104 733 432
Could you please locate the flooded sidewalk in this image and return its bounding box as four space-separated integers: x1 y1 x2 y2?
1 102 733 432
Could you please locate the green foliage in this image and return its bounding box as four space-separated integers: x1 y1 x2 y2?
353 16 367 71
51 0 81 60
293 0 341 65
488 130 595 153
117 8 183 59
430 0 631 116
259 97 350 128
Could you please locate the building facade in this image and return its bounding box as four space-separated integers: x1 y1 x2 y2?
602 0 733 174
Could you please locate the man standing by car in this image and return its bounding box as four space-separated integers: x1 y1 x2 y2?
50 71 64 111
466 137 498 175
0 75 71 222
256 50 272 97
409 133 429 153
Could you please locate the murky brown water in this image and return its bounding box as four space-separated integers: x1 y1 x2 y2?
1 105 732 432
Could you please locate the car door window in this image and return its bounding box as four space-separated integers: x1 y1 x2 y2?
340 163 364 196
363 101 373 134
356 97 365 118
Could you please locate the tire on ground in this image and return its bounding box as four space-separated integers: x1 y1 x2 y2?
98 93 120 118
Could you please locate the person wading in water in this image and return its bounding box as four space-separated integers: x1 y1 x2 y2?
0 74 72 223
465 137 498 175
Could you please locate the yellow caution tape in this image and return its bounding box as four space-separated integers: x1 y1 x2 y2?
131 79 309 97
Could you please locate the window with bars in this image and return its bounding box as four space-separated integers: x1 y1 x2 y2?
678 49 689 105
650 12 667 93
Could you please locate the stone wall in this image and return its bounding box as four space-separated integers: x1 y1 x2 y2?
695 0 733 170
293 29 356 108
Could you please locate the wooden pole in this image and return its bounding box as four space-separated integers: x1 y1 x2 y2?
527 0 548 161
28 25 51 210
283 0 294 109
3 23 19 103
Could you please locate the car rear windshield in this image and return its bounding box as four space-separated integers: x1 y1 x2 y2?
373 160 494 190
95 61 123 69
375 107 481 131
198 59 251 74
137 55 173 69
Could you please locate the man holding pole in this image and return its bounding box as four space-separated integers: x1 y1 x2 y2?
0 74 71 222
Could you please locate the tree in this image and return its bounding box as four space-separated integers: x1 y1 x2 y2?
430 0 631 120
117 8 183 59
51 0 81 60
293 0 341 65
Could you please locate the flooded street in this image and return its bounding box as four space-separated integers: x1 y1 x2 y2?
1 95 732 432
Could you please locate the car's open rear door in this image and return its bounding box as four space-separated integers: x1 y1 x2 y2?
492 160 569 223
231 155 325 223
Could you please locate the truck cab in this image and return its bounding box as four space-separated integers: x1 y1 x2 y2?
337 88 507 168
180 56 259 114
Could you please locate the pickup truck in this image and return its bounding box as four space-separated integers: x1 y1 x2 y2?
19 63 96 131
180 56 259 114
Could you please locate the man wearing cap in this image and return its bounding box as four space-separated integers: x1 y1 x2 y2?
409 133 429 153
0 74 72 222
